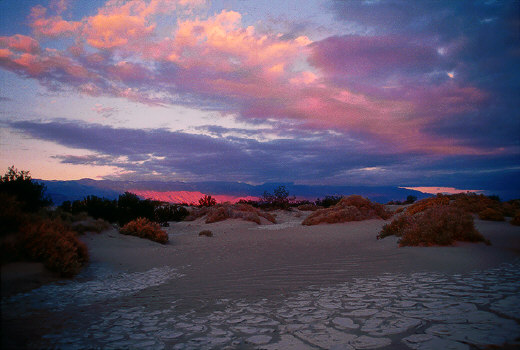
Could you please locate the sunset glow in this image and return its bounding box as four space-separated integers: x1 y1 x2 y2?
1 0 519 198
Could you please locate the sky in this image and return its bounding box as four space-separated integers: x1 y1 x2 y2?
0 0 519 196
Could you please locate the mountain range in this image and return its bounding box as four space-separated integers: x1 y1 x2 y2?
38 179 431 205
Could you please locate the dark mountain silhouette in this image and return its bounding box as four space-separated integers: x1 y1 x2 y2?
38 179 430 205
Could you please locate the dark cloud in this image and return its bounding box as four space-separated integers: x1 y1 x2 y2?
7 119 519 197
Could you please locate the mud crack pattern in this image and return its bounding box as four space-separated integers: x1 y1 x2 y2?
2 262 520 349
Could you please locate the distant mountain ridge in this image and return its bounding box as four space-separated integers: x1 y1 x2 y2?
37 179 430 205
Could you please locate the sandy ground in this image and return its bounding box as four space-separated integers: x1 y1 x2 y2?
2 209 520 349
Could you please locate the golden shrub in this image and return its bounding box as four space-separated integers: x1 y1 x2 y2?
119 217 168 244
20 218 89 277
302 195 392 226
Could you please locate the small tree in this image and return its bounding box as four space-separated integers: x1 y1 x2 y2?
199 194 217 207
404 195 417 204
0 166 52 212
262 185 291 209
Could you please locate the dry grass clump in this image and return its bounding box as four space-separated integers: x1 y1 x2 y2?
20 219 89 277
377 215 411 240
478 208 505 221
119 217 168 244
378 206 490 246
449 193 500 213
297 204 321 211
71 218 112 234
204 203 276 224
199 230 213 237
302 195 392 226
405 195 451 215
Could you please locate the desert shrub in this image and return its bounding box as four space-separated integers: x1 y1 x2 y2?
0 166 52 212
20 218 89 277
405 195 451 216
120 217 168 244
449 193 501 213
501 200 520 217
0 193 25 236
297 204 321 211
510 212 520 226
302 195 391 226
237 199 260 207
199 195 217 207
71 218 112 234
155 204 189 224
199 230 213 237
395 207 405 214
379 206 489 247
201 203 276 224
478 208 505 221
315 195 343 208
185 206 211 221
387 195 417 205
117 192 156 226
261 185 294 209
377 215 412 240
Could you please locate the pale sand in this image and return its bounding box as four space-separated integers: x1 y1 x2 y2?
83 210 520 299
2 209 520 349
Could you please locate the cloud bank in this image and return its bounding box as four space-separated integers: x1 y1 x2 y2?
1 0 519 196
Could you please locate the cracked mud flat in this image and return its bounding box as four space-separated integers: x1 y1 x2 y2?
2 261 519 349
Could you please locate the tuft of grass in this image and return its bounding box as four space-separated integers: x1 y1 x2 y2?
119 217 168 244
20 218 89 277
302 195 391 226
378 205 490 247
199 230 213 237
478 208 505 221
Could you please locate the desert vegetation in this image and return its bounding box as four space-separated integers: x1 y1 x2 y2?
378 206 490 246
478 208 505 221
376 192 520 246
60 192 188 226
386 195 417 205
302 195 392 226
402 193 520 225
199 230 213 237
0 167 89 276
119 217 168 244
187 203 276 224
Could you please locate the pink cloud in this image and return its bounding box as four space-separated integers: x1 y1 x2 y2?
29 5 82 37
92 104 118 118
1 1 494 156
0 34 40 54
84 13 155 49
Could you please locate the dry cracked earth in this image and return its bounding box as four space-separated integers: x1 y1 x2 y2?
2 260 520 349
